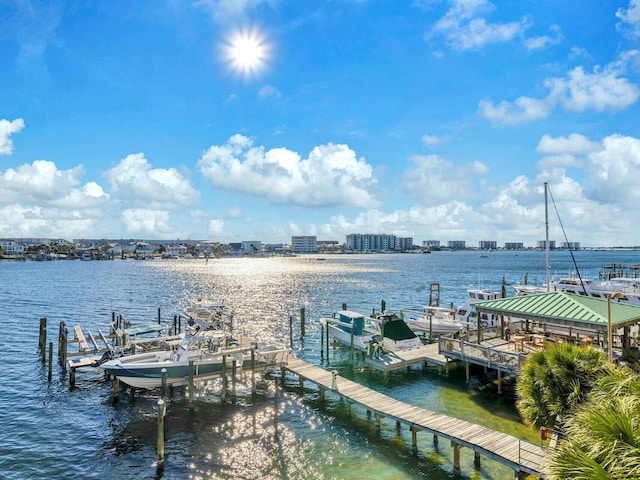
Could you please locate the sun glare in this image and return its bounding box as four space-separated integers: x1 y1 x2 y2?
224 28 270 78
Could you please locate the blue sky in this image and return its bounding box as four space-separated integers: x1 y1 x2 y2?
1 0 640 247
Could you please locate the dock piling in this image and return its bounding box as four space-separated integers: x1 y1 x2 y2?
47 341 53 382
157 399 165 473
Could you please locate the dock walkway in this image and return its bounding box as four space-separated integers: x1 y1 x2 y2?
284 357 548 479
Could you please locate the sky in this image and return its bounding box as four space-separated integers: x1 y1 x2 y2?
1 0 640 248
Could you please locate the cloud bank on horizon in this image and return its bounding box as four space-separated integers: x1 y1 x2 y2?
1 0 640 247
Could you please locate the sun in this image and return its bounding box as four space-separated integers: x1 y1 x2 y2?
223 28 270 78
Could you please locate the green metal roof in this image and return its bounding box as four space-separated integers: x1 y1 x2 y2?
473 291 640 328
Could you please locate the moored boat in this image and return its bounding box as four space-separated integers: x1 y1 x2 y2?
101 327 243 389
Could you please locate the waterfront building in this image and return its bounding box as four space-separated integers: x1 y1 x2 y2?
291 236 318 253
422 240 440 249
560 241 581 250
0 240 25 256
396 237 414 251
536 240 556 250
241 241 262 255
447 240 466 250
346 233 398 252
504 242 524 250
478 240 497 250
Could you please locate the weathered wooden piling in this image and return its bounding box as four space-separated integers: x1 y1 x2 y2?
48 341 53 382
221 356 228 403
161 368 167 404
39 317 47 361
157 399 165 473
289 316 293 348
231 358 237 403
300 308 305 338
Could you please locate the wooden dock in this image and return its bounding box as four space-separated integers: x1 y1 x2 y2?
365 342 447 371
283 357 548 479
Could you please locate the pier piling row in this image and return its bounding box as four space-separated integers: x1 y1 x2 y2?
282 357 548 479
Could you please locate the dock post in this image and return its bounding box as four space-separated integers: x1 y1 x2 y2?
157 399 165 473
452 442 461 472
465 362 470 383
299 376 304 393
497 370 503 395
381 299 385 312
274 375 279 428
300 308 305 339
410 426 417 453
70 367 76 389
474 451 481 468
319 387 325 403
320 325 324 359
221 356 228 403
289 316 293 348
342 303 347 310
433 434 438 446
346 401 351 417
173 315 177 335
374 413 381 434
349 320 355 362
161 368 167 404
157 307 161 324
39 317 47 360
325 321 330 358
251 348 256 396
396 421 401 435
47 341 53 382
232 358 237 404
188 360 195 410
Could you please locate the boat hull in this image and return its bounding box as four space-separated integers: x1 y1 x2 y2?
102 351 243 389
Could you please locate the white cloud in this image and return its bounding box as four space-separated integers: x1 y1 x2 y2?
120 208 173 235
546 63 640 112
430 0 529 50
583 134 640 204
478 96 552 125
198 135 380 208
422 134 451 146
537 134 601 154
258 85 282 99
403 154 489 205
0 118 25 155
209 218 224 234
479 53 640 124
1 160 84 202
104 153 199 208
524 24 563 51
617 0 640 38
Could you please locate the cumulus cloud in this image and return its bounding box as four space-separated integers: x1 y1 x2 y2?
0 118 25 155
583 134 640 204
617 0 640 38
524 24 563 51
104 153 199 208
197 135 380 208
120 208 173 235
403 154 489 205
429 0 530 50
1 160 84 202
537 134 602 154
479 53 640 124
209 218 224 234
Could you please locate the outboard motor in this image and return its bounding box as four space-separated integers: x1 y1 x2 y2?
91 350 113 367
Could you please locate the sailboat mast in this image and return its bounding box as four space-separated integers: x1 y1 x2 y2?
544 182 550 291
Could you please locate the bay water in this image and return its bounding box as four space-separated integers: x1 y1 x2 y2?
1 249 638 479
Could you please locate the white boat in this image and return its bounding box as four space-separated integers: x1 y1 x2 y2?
323 310 423 354
101 327 244 389
512 275 640 306
454 287 503 328
404 306 465 336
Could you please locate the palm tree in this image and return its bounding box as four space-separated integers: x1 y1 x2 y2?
548 365 640 479
516 341 608 431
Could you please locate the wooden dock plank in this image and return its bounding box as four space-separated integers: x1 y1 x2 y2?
284 357 547 478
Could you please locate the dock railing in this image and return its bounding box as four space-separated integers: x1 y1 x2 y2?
438 336 526 374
